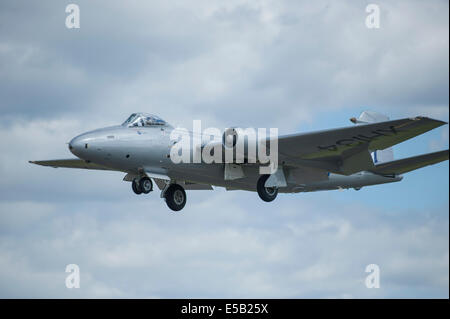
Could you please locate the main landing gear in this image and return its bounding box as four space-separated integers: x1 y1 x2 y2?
131 176 187 212
163 184 187 211
257 174 278 202
132 174 277 211
132 177 153 195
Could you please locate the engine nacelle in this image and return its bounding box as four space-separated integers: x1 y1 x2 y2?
222 127 260 163
222 127 238 149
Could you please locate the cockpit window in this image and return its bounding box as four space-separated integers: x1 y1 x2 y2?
122 113 167 127
123 113 138 125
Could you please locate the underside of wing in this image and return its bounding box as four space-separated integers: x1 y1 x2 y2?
277 117 447 175
152 178 213 190
370 150 449 175
29 159 115 171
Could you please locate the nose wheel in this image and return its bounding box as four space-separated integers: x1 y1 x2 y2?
132 177 153 195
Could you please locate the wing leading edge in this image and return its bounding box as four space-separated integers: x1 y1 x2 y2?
29 159 115 171
30 159 214 190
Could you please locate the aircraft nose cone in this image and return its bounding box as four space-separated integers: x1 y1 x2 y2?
69 135 87 157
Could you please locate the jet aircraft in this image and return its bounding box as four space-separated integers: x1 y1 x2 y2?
30 111 449 211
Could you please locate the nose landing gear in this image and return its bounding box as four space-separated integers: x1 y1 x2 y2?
131 177 153 195
132 179 142 194
139 177 153 194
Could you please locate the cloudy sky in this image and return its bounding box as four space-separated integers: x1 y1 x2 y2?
0 0 448 298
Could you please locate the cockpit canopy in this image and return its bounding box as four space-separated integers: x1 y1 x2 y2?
122 113 167 127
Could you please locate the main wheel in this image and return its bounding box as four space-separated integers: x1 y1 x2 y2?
139 177 153 194
132 179 142 195
164 184 186 211
257 174 278 202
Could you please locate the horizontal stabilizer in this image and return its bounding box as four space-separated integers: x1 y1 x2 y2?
370 150 449 175
29 159 114 171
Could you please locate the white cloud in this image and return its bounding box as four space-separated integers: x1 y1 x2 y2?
0 194 447 298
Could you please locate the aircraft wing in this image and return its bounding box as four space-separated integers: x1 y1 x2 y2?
152 178 213 190
369 149 449 175
276 116 447 175
29 159 115 171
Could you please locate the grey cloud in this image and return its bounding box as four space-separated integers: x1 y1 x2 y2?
0 0 448 298
1 0 448 128
0 195 447 298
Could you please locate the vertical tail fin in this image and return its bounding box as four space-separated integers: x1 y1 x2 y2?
350 111 394 163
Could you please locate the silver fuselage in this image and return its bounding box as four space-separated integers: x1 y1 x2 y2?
69 124 402 193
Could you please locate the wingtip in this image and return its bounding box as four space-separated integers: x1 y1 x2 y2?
29 160 44 166
431 117 448 125
414 116 448 126
435 119 448 127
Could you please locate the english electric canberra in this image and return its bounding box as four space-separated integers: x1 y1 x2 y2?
30 111 449 211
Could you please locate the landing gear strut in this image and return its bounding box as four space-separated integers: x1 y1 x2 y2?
131 177 153 195
257 174 278 202
164 184 186 211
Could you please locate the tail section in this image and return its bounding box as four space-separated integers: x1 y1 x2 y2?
350 111 394 163
370 149 449 175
